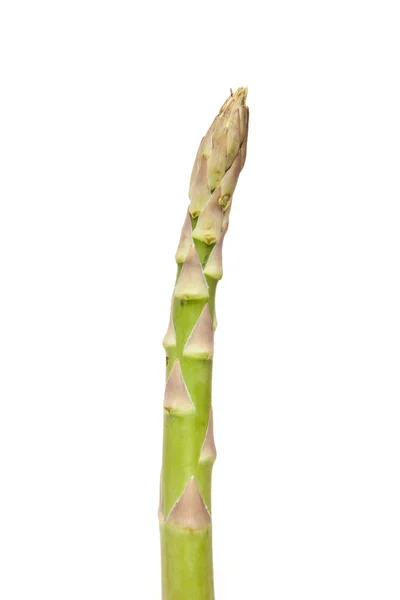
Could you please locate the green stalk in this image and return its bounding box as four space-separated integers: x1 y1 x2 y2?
159 88 249 600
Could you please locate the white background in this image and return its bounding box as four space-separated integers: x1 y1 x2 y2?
1 1 399 598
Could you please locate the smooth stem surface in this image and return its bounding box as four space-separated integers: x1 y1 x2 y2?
160 525 214 600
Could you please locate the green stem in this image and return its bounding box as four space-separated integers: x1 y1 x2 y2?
160 232 216 600
159 88 249 600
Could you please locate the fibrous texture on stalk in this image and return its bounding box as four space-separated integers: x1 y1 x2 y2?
159 88 249 600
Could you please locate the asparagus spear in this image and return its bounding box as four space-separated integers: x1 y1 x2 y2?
159 88 249 600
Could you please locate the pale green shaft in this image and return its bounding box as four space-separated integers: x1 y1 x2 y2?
159 89 249 600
